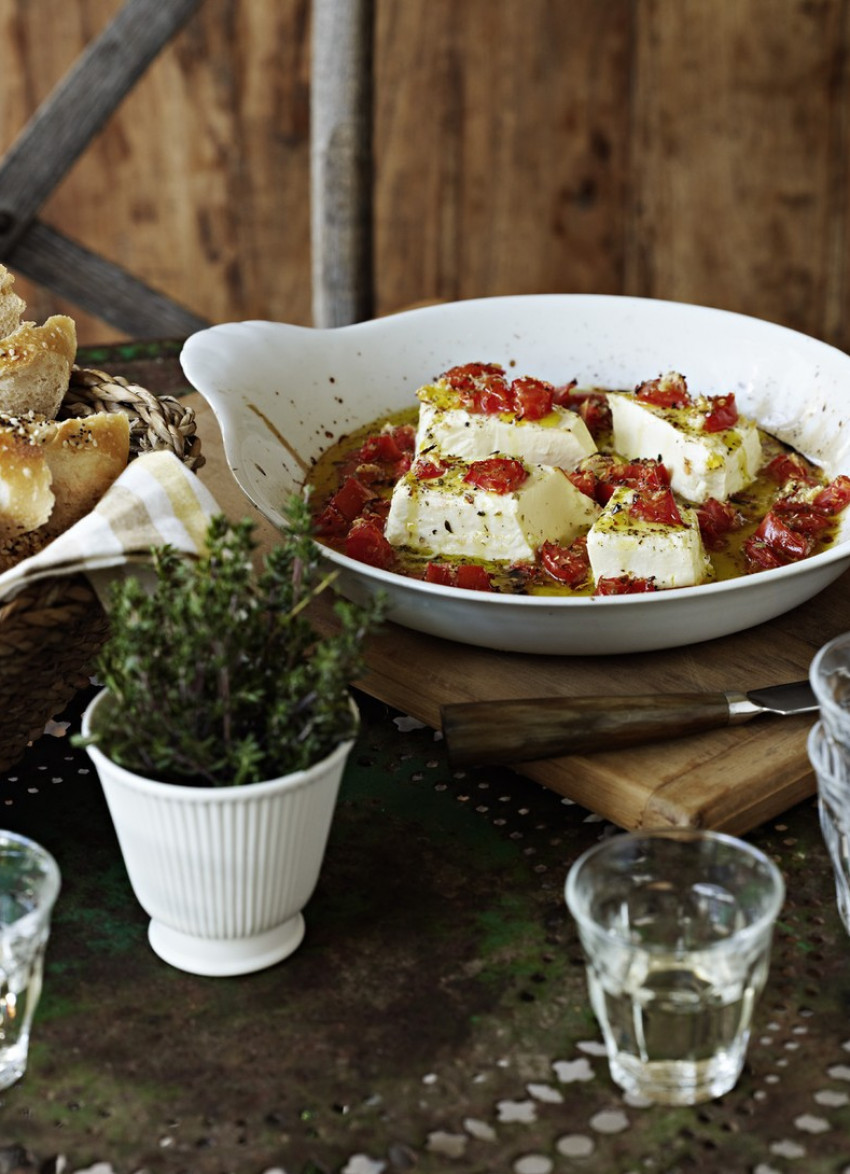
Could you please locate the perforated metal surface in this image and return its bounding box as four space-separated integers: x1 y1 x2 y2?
0 688 847 1174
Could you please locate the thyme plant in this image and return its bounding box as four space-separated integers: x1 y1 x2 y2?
84 497 382 786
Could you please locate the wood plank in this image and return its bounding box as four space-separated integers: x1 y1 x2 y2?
372 0 634 313
3 0 850 366
628 0 847 345
187 388 837 835
10 221 210 338
311 0 375 326
0 0 204 256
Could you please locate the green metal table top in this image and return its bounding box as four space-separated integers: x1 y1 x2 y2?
0 685 848 1174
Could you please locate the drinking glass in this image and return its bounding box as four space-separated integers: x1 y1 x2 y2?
808 720 850 935
0 831 61 1090
565 829 784 1105
810 631 850 747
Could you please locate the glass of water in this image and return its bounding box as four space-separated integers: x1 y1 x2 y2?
0 831 61 1091
810 632 850 747
808 720 850 935
565 829 784 1106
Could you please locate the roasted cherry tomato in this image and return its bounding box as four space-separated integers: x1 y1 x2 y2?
815 475 850 515
577 393 612 439
345 518 396 569
594 575 658 595
359 431 406 463
696 497 741 549
540 538 590 586
425 562 455 585
567 468 600 501
628 488 683 527
746 510 813 565
702 393 739 433
463 457 528 494
413 456 448 480
330 475 374 521
455 564 492 592
511 376 555 420
765 451 819 485
603 459 671 495
635 374 691 409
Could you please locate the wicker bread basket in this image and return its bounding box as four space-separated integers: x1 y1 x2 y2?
0 364 204 773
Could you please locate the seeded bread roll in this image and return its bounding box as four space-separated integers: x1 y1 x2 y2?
0 267 25 339
0 315 77 420
40 412 131 537
0 410 130 547
0 416 54 540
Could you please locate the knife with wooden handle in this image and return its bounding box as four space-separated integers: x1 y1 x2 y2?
441 681 818 767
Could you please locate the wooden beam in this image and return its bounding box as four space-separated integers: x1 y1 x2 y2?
9 221 209 340
0 0 205 259
310 0 375 328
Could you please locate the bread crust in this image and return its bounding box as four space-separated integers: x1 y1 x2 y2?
0 316 78 420
40 411 131 537
0 417 54 539
0 287 133 572
0 267 25 339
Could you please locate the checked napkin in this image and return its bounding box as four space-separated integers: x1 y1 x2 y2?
0 450 221 607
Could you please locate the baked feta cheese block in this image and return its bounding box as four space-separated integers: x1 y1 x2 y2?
607 389 762 504
416 382 597 470
384 455 601 563
587 486 711 589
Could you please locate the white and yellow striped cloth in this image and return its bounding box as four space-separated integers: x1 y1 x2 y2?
0 450 220 606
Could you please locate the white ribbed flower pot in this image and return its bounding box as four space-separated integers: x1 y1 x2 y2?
81 689 355 977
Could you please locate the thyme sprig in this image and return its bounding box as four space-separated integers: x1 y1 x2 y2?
83 496 383 786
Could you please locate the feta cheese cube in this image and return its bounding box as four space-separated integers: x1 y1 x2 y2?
607 391 762 504
384 458 601 563
587 486 711 589
416 385 596 470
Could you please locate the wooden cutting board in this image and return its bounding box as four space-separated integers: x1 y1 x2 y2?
191 394 844 834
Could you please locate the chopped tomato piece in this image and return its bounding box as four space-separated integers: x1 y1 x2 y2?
424 562 492 591
771 498 833 534
765 452 818 486
390 423 416 452
359 431 405 463
628 488 683 527
540 537 590 586
455 564 492 592
511 376 555 420
413 456 448 480
742 537 787 571
552 379 578 406
751 510 813 563
442 361 505 386
696 497 741 549
577 393 612 439
330 475 374 521
567 467 600 501
314 502 348 537
594 575 658 595
345 519 395 569
603 459 671 494
443 362 513 414
425 562 455 585
635 373 691 409
702 393 739 433
815 475 850 516
472 378 515 414
464 457 528 494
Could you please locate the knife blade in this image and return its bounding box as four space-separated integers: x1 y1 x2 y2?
441 680 818 768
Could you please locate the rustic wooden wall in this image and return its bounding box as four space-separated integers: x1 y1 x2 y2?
0 0 847 350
